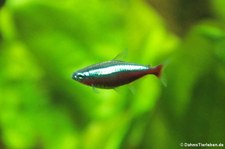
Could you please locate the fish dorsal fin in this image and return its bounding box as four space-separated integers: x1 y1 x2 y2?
112 50 128 61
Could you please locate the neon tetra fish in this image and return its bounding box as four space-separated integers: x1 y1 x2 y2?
72 60 162 89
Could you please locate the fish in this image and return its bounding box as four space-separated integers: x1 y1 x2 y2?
72 60 162 89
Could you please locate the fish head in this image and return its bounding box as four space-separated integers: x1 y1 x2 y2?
72 71 94 86
72 72 87 81
72 70 92 83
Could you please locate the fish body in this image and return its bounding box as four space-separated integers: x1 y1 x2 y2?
72 60 162 89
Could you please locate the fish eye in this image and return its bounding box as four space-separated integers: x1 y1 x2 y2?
76 73 85 79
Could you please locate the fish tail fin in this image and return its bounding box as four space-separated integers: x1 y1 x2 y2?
149 64 163 77
148 64 167 86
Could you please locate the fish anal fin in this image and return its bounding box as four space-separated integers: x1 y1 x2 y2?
92 85 100 93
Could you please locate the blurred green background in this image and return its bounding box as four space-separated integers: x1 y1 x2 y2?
0 0 225 149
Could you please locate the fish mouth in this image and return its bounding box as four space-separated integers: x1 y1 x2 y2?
72 72 77 80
